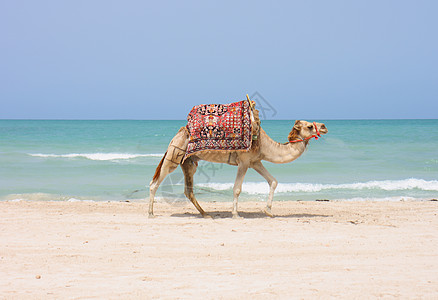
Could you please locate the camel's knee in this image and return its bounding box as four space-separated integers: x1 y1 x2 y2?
149 185 156 196
270 179 278 190
233 187 241 197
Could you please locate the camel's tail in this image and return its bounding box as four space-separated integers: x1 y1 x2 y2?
152 151 167 183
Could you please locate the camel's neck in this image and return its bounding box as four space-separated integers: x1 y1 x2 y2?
259 128 308 164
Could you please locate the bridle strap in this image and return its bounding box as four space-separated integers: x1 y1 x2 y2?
289 122 321 143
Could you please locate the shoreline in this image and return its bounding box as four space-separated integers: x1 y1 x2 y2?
2 195 437 203
1 200 437 298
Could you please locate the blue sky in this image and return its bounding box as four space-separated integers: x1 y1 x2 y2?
1 1 437 119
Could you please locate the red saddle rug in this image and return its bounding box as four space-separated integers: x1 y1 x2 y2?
184 100 253 160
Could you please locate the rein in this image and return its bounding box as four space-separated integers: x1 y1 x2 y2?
288 122 321 143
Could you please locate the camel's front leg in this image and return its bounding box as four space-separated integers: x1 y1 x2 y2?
251 161 278 217
232 163 249 218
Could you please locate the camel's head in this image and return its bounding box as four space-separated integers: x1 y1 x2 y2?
288 120 328 142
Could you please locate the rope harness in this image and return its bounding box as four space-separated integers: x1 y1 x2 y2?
288 122 321 143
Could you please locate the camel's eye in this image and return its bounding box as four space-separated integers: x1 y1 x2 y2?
307 125 313 129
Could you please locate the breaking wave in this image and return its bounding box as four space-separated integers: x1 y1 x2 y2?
197 178 438 194
29 153 163 161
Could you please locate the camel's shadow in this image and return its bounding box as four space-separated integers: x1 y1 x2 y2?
171 211 331 219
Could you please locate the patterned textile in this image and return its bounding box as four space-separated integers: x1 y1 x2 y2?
184 100 252 160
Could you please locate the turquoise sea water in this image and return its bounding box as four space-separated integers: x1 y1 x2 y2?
0 120 437 202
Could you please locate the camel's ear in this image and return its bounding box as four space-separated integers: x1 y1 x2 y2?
293 120 302 131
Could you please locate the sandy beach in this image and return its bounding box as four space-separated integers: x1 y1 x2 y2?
1 200 437 299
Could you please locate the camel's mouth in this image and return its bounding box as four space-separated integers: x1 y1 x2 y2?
318 124 328 135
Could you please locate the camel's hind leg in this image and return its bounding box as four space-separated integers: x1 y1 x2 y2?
149 157 179 218
181 158 210 218
149 127 189 218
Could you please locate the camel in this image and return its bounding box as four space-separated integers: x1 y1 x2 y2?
149 119 328 218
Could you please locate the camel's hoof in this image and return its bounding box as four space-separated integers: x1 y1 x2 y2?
232 213 243 219
202 214 213 219
263 208 274 218
148 213 156 219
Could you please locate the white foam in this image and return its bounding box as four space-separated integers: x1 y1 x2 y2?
197 183 235 191
67 198 95 203
333 196 419 202
29 153 163 161
1 193 100 202
2 193 69 201
197 178 438 194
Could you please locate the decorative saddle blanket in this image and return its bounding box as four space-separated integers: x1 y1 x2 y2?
184 100 253 160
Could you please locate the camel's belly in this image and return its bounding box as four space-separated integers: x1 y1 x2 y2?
192 151 238 166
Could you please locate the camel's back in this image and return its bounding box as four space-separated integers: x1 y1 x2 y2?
183 100 260 163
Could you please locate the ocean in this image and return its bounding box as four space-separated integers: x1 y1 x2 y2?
1 119 437 203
